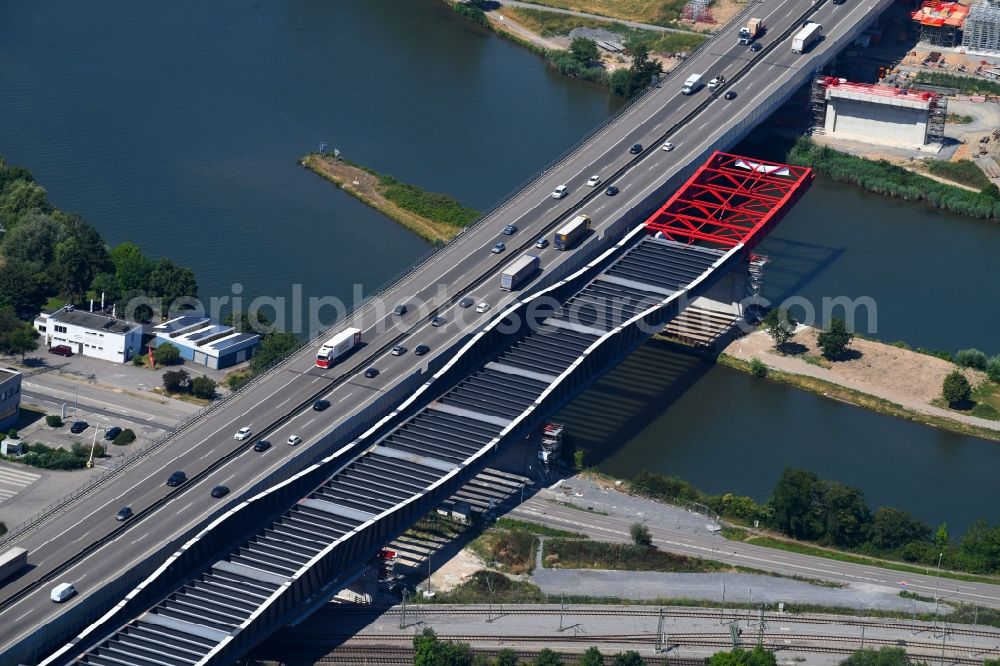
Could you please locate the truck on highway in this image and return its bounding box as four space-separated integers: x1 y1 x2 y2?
738 18 764 44
0 547 28 584
681 73 703 95
315 328 361 368
554 214 591 250
500 254 540 291
791 22 822 54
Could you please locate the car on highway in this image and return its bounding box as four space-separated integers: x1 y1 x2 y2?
458 297 475 309
48 344 73 357
586 175 601 187
662 142 675 152
166 471 187 487
629 143 643 154
414 344 430 356
392 304 407 316
535 238 549 249
431 316 446 327
707 75 725 90
750 42 762 52
70 421 88 434
234 426 252 441
475 302 491 313
551 185 568 199
210 485 229 499
391 345 407 356
724 90 737 100
287 435 302 446
115 506 133 522
605 185 619 196
253 439 272 452
50 583 76 603
502 224 517 235
491 242 505 254
364 367 379 378
104 426 123 441
312 399 331 411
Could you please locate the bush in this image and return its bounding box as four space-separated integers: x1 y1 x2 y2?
12 442 93 470
453 2 490 28
112 428 136 446
190 376 217 399
817 318 853 360
153 342 181 366
749 357 768 378
227 370 252 391
927 160 991 191
630 522 653 547
45 415 63 428
988 355 1000 383
162 369 191 394
942 370 972 405
7 428 16 439
955 348 988 370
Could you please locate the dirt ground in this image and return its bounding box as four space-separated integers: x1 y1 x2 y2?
729 327 985 406
681 0 748 33
428 548 488 593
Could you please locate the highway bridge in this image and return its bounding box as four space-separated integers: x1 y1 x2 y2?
0 0 923 662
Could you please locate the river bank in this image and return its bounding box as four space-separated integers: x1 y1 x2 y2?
722 327 1000 442
300 153 478 244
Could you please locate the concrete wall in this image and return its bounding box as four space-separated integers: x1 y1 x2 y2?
825 94 929 148
0 368 22 432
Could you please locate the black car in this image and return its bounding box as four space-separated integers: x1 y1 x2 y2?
253 439 272 452
502 224 517 235
313 399 331 411
365 367 379 378
750 42 763 52
210 485 230 499
605 185 620 196
70 421 88 434
115 506 133 521
166 471 187 487
458 297 475 309
431 316 446 327
414 344 430 356
104 426 123 441
392 304 407 316
629 143 643 155
724 90 737 100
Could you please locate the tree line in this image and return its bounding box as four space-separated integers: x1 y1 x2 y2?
632 468 1000 575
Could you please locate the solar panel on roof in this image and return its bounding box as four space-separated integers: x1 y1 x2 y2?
209 333 258 351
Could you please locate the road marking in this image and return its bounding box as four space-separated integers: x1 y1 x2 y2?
131 533 149 545
14 609 33 622
71 531 91 544
336 393 354 404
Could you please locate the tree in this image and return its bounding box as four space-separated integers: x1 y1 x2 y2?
612 651 646 666
412 628 474 666
52 237 91 302
580 647 605 666
533 649 563 666
162 369 191 394
0 179 48 228
867 507 931 552
496 649 520 666
90 272 122 306
569 37 600 66
2 325 38 360
609 37 663 98
769 468 824 540
0 261 49 316
820 481 872 548
250 332 301 372
817 318 853 360
987 355 1000 383
958 519 1000 573
941 370 971 406
149 257 198 314
3 210 64 269
630 522 653 547
838 646 925 665
225 309 274 335
955 348 987 370
706 647 777 666
190 376 217 400
111 241 152 293
934 523 950 550
763 307 797 351
154 342 182 366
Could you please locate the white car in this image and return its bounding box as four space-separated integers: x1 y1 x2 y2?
661 142 675 152
287 435 302 446
551 185 568 199
586 175 601 187
234 427 252 441
475 302 491 313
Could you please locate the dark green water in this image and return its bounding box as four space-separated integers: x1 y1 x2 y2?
1 1 996 530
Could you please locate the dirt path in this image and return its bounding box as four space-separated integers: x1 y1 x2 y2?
489 10 564 50
725 327 999 432
300 154 455 244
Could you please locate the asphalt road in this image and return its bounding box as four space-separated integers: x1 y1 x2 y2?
0 0 904 655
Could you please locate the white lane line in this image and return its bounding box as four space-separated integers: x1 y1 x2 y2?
71 531 91 544
14 609 33 622
131 533 149 545
336 393 354 404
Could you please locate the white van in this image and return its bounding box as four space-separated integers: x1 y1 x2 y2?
50 582 76 603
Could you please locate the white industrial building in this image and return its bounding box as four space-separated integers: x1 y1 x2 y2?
813 77 946 150
34 306 142 364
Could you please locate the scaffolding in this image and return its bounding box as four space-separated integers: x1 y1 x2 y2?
746 254 769 309
811 77 829 133
962 0 1000 53
926 92 948 144
911 1 969 46
681 0 715 24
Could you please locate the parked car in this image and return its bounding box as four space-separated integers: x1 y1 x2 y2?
476 302 491 313
414 344 430 356
392 304 407 316
605 185 620 196
551 185 568 199
586 175 601 187
629 143 643 154
115 506 133 522
253 439 272 452
166 471 187 487
70 421 88 434
502 224 517 235
104 426 123 441
234 426 252 441
391 345 407 356
535 238 549 249
210 485 230 499
459 297 475 309
312 399 330 411
364 367 379 378
286 435 302 446
48 345 73 357
491 242 505 254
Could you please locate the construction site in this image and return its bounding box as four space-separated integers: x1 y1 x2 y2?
910 0 1000 52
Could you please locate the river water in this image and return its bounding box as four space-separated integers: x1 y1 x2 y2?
1 1 996 531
